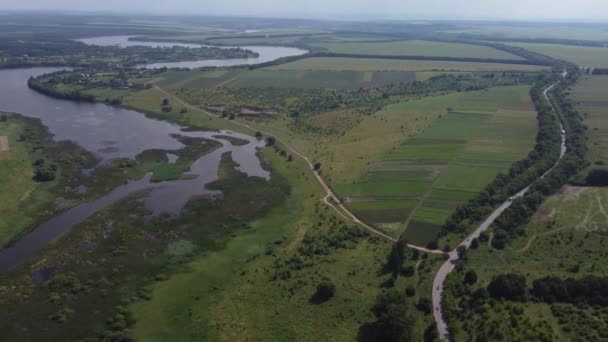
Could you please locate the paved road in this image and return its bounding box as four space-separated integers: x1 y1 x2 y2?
431 79 567 341
154 85 446 255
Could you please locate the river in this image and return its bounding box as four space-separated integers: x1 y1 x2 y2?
0 35 300 270
76 35 308 69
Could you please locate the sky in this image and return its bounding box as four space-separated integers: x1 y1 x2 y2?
1 0 608 21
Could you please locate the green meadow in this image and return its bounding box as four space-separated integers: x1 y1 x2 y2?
336 85 537 245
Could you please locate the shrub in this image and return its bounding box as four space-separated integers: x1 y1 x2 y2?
311 280 335 303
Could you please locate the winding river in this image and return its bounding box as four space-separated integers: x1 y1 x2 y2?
0 36 302 271
76 36 308 69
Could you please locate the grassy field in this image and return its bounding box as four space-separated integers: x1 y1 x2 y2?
311 40 524 60
447 186 608 341
0 115 53 247
571 75 608 176
268 57 550 72
507 42 608 68
336 86 537 245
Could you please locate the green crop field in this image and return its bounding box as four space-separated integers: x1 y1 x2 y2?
571 75 608 175
267 57 549 72
311 40 524 59
226 70 416 89
508 42 608 68
336 85 537 245
444 24 608 42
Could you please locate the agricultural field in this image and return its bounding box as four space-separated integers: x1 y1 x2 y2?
268 57 550 72
336 85 537 245
507 42 608 68
444 23 608 42
571 75 608 176
226 70 416 89
310 40 524 59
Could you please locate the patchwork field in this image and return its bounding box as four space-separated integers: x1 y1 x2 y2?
336 85 537 245
571 75 608 174
507 42 608 68
267 57 549 72
311 40 524 60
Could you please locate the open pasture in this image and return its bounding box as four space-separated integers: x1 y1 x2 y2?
336 85 537 244
310 40 524 60
267 57 550 73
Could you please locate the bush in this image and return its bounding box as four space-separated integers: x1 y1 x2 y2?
464 270 478 285
585 169 608 186
488 273 527 301
311 280 335 303
405 285 416 297
416 297 432 314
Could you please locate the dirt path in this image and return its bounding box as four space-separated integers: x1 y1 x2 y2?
432 79 567 341
0 136 9 160
153 85 444 255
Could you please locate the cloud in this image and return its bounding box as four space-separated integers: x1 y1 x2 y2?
2 0 608 21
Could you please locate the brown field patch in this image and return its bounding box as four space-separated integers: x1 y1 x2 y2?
557 185 587 198
0 136 9 160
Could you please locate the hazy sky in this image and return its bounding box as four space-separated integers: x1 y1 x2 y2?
2 0 608 21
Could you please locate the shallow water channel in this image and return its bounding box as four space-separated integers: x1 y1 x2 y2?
0 65 270 271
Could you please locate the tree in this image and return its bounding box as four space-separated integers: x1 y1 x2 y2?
488 273 527 301
265 136 276 147
313 162 321 171
416 297 432 314
311 280 335 303
255 131 263 139
371 290 417 341
387 238 407 278
470 238 479 249
161 98 169 106
405 285 416 297
586 169 608 186
464 270 478 285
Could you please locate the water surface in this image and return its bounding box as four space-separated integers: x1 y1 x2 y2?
77 35 308 69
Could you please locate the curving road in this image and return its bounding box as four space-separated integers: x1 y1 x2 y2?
153 85 445 255
431 78 567 341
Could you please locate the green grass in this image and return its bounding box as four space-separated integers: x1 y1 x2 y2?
336 85 537 243
444 24 608 42
311 40 524 59
571 75 608 176
268 57 549 72
508 42 608 68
